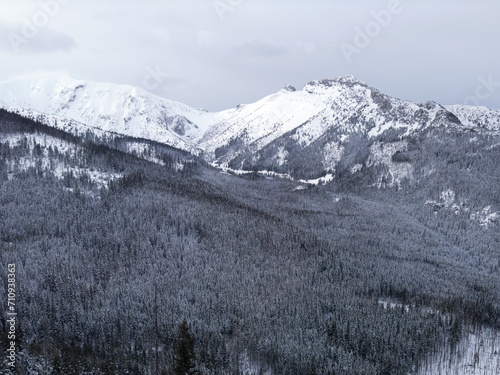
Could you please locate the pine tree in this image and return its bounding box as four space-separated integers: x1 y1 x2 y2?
173 320 197 375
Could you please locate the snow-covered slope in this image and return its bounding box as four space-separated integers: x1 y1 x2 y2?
445 104 500 131
199 76 469 164
198 82 329 157
0 74 217 152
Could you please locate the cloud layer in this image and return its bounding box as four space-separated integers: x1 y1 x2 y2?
0 21 77 54
0 0 499 111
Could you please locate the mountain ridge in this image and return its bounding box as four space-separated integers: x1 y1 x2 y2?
1 73 499 178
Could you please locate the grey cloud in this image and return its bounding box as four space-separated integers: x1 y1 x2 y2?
0 21 77 54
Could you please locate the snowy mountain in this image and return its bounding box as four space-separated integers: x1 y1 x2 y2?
202 77 470 175
0 73 216 153
200 76 459 158
1 74 500 180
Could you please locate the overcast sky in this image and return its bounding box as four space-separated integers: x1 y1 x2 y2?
1 0 499 111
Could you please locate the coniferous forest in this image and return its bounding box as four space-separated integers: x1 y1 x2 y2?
0 109 499 374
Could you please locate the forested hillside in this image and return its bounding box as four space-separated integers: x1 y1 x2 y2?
0 109 499 374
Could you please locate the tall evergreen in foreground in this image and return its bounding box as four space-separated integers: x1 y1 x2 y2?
173 320 198 375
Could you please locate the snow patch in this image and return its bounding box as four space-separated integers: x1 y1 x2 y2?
298 173 334 185
440 189 456 207
367 141 413 188
323 142 344 171
411 326 500 375
217 165 333 185
471 206 499 228
3 132 122 188
275 146 289 166
351 163 363 174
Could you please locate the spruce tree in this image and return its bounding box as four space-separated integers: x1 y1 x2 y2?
173 320 197 375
